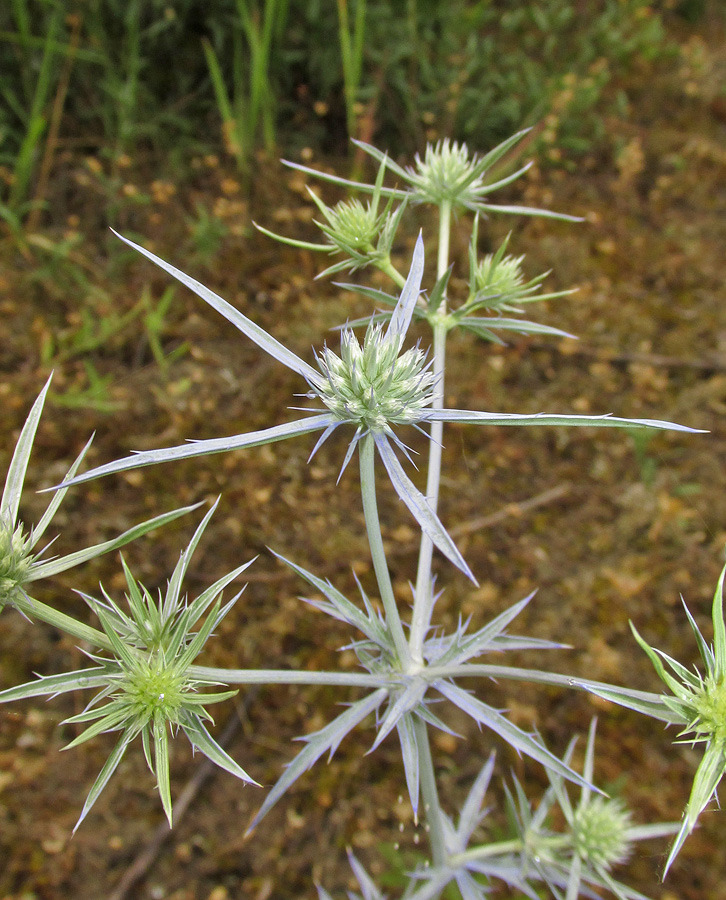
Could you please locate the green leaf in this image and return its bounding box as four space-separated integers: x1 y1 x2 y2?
0 667 108 703
182 711 259 784
73 731 134 831
29 502 204 580
2 374 52 527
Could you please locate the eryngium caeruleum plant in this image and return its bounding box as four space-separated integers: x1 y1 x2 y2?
3 129 715 898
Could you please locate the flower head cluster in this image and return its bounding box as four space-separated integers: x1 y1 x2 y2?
313 324 434 433
283 129 584 225
406 139 490 207
571 795 633 870
255 157 406 279
475 249 527 299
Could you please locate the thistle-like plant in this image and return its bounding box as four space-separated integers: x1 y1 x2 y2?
1 128 708 897
0 373 198 645
0 501 257 828
56 233 697 651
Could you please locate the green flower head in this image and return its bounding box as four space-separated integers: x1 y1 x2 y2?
407 139 489 207
0 503 258 830
0 521 33 611
571 795 633 870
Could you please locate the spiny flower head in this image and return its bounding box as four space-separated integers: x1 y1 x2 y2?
323 197 386 253
407 139 486 207
0 504 258 830
475 251 526 298
572 795 633 870
0 520 33 611
691 671 726 745
313 323 435 433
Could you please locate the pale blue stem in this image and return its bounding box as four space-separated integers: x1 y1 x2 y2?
410 200 451 662
189 666 394 688
359 432 411 666
414 715 447 868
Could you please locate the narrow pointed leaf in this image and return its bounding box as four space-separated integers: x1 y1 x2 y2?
182 712 258 784
54 415 335 489
577 679 680 724
0 668 109 703
426 409 703 433
334 282 399 308
30 503 204 580
253 221 330 251
282 157 409 198
2 374 52 527
374 434 475 582
112 230 321 383
73 731 133 831
437 681 594 792
154 715 173 825
387 232 424 341
270 549 385 644
371 681 427 751
349 141 413 183
248 688 387 830
458 317 576 340
458 752 496 845
32 434 93 544
712 562 726 680
396 713 420 817
477 202 584 222
164 499 219 622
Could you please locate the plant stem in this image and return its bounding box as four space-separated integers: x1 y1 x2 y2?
190 666 392 687
449 838 524 866
410 200 452 662
359 432 411 666
414 715 447 868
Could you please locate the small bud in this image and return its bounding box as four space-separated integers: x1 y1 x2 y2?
0 521 33 611
572 796 633 870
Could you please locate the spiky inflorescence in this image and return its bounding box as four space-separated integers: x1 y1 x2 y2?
406 139 486 206
0 521 33 611
313 324 435 432
572 796 633 870
324 198 382 252
475 252 526 299
692 673 726 745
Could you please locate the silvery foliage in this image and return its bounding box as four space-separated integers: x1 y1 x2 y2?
0 129 712 897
